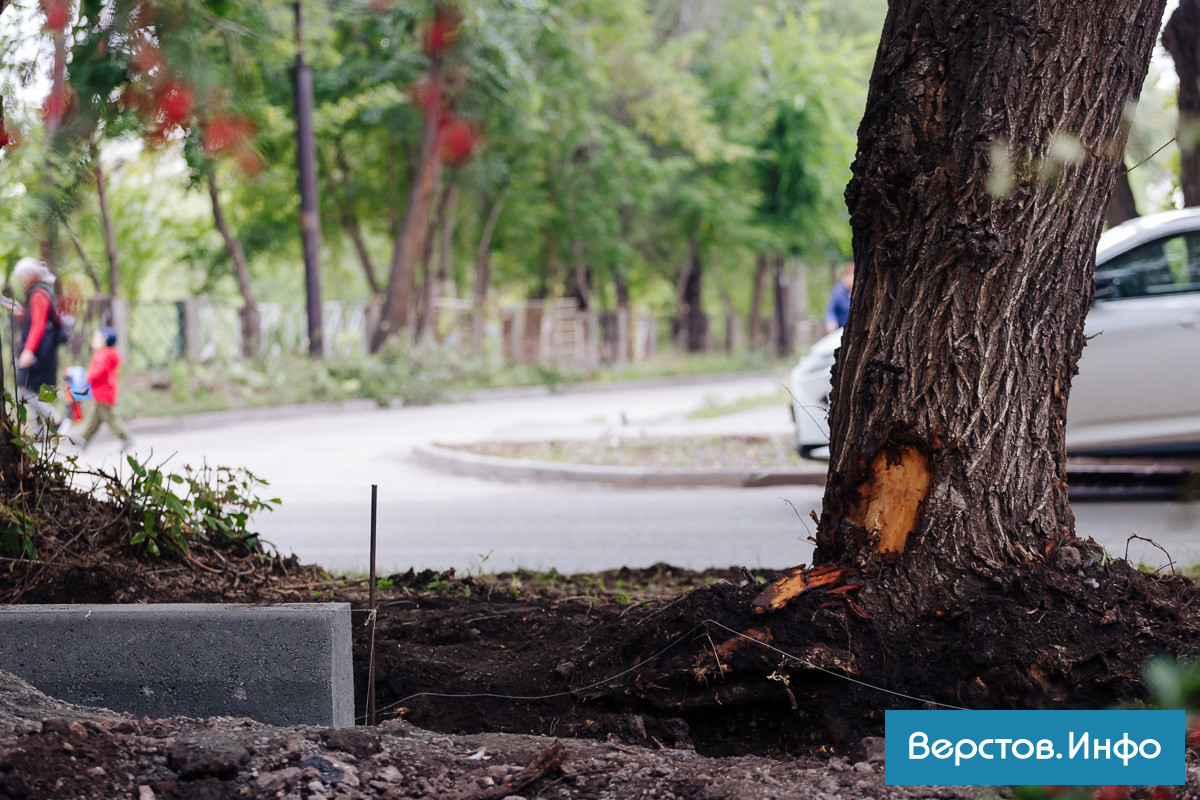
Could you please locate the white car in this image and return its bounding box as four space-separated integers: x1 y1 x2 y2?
790 208 1200 459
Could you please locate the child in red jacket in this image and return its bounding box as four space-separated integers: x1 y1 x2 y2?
80 326 133 451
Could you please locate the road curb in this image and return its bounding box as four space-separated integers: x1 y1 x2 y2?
411 443 829 488
413 443 1200 493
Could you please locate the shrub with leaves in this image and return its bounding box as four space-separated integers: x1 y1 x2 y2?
112 456 280 557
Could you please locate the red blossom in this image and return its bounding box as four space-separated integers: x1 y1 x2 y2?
438 114 479 166
1148 786 1175 800
155 82 194 127
1093 787 1130 800
423 6 461 55
0 123 9 149
40 0 69 31
202 114 255 154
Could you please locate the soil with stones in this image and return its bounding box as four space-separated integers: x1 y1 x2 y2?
4 474 1200 798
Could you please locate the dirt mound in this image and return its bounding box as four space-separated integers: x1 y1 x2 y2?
366 550 1200 759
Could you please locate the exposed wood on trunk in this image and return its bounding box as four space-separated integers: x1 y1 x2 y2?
331 138 381 296
206 172 260 358
751 565 849 614
1164 0 1200 206
1104 162 1140 227
94 156 120 297
817 0 1167 604
844 445 931 553
471 186 508 354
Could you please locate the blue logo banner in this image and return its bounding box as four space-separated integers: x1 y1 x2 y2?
885 710 1184 786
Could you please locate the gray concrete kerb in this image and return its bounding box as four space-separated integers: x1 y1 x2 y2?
411 442 829 488
0 603 353 728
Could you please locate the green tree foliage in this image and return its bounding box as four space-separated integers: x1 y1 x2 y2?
1 0 884 342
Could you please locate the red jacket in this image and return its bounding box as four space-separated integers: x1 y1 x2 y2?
86 347 121 405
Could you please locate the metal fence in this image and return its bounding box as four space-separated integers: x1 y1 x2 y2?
106 297 820 371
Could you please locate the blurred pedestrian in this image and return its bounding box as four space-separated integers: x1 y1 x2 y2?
824 261 854 333
7 257 71 436
80 326 133 451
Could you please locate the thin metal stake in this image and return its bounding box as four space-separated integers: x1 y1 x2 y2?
367 484 378 726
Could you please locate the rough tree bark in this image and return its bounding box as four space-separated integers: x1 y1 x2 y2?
814 0 1166 614
1164 0 1200 207
207 173 261 358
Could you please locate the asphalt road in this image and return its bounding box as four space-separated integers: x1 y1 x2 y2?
73 373 1200 575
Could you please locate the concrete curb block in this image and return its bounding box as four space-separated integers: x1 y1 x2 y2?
412 443 829 488
0 603 353 727
413 443 1199 492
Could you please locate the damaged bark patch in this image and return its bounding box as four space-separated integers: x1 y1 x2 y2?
750 565 851 614
845 445 931 553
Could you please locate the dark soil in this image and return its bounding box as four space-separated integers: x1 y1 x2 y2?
4 471 1200 798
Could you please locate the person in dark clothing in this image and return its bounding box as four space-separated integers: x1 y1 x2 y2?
9 257 70 436
823 261 854 333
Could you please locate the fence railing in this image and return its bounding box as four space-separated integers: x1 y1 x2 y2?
87 297 823 371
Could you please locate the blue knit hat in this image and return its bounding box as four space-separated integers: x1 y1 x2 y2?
98 326 117 347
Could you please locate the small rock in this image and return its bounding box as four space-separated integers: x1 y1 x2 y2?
852 735 886 764
255 767 303 793
323 728 380 759
553 661 576 679
828 756 849 772
167 735 250 779
307 779 329 794
1056 545 1083 571
86 766 107 777
137 786 156 800
853 761 874 775
375 765 403 783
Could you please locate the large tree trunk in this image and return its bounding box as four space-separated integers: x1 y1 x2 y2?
372 56 445 352
815 0 1166 612
207 172 261 358
1164 0 1200 207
